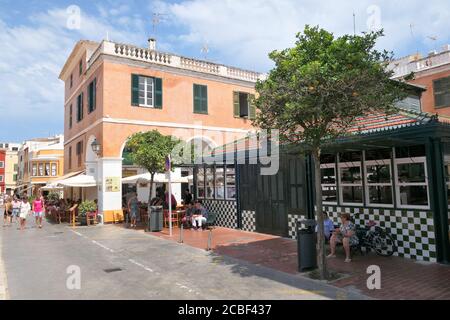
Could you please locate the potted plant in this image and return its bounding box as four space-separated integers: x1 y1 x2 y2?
78 200 97 226
47 192 60 205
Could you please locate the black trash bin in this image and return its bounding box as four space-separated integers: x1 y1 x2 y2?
147 206 163 232
297 219 317 272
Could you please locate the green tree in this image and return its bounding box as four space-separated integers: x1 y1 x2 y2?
126 130 180 210
254 26 408 279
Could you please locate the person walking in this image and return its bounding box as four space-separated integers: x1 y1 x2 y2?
19 196 31 231
3 197 13 226
128 193 139 228
12 196 21 224
33 194 45 229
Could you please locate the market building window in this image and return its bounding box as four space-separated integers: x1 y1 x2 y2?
76 141 83 167
226 166 236 199
215 166 225 199
38 163 44 176
197 166 205 199
77 93 84 122
205 167 214 199
32 164 37 176
196 165 236 200
338 151 363 205
364 149 394 206
445 156 450 208
394 145 429 208
320 154 337 204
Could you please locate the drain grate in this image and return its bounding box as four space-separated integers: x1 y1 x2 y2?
103 268 123 273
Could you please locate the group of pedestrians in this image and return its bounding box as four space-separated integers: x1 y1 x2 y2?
2 193 46 231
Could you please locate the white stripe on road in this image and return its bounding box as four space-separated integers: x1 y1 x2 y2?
128 259 154 273
69 229 114 253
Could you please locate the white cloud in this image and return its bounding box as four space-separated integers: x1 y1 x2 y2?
0 6 147 141
165 0 450 71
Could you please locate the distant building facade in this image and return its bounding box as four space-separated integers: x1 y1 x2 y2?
17 135 64 196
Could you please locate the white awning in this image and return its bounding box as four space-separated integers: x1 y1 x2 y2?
122 173 192 184
57 174 97 188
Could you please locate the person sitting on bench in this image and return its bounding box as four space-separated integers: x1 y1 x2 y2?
182 202 195 228
327 213 359 263
191 200 208 231
315 211 335 240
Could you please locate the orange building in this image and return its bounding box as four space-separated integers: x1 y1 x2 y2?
390 45 450 116
59 39 264 223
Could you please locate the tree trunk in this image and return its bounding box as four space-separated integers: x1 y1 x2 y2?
147 172 155 228
312 148 328 280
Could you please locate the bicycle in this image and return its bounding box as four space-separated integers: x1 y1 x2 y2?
352 221 397 257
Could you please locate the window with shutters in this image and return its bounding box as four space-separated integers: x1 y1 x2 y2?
76 141 83 167
70 73 73 88
68 147 72 170
77 93 84 122
233 91 255 119
131 75 162 109
79 60 83 76
69 104 73 128
88 78 96 113
433 76 450 108
193 84 208 114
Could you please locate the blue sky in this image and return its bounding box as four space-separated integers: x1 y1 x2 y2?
0 0 449 142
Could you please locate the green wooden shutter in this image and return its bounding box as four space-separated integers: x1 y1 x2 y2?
92 78 96 112
193 84 200 113
81 92 84 120
131 74 139 106
202 85 208 113
248 94 256 119
154 77 162 109
233 91 240 117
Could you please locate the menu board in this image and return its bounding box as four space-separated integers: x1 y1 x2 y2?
105 177 120 192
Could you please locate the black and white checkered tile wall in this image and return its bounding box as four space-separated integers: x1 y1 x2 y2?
242 210 256 232
287 214 307 240
202 200 238 229
289 206 436 262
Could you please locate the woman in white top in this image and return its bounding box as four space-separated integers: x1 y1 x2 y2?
19 196 31 231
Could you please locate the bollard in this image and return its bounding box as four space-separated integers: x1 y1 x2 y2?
179 224 184 243
206 229 212 251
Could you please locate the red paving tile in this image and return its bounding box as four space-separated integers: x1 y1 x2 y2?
117 224 450 300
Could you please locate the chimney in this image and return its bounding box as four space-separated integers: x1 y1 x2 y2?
148 38 156 51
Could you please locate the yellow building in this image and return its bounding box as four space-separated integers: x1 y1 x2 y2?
17 135 65 196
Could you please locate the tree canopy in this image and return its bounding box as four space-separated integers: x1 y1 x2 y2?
254 25 409 149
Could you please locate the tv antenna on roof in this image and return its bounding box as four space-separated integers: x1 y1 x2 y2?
201 43 209 60
152 12 168 41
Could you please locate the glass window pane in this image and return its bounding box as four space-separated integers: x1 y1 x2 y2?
399 186 428 206
342 186 363 203
205 167 214 198
51 163 57 176
368 186 393 204
397 163 425 183
215 167 225 199
321 167 336 184
39 164 44 176
340 166 361 184
366 165 391 183
226 166 236 199
197 167 205 198
45 163 50 176
322 186 337 202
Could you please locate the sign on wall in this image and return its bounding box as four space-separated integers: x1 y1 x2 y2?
105 177 120 192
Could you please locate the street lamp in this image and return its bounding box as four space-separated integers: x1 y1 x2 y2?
91 138 101 155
